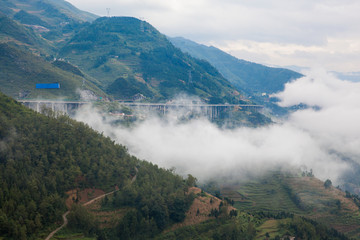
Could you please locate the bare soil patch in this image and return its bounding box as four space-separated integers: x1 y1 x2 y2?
65 188 105 209
169 187 236 231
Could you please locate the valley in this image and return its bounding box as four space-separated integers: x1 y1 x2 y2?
0 0 359 239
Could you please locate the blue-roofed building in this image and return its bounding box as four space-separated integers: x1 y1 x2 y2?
36 83 60 89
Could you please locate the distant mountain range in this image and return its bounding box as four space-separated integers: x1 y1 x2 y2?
169 37 303 95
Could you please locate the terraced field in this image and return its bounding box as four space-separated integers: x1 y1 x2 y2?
256 219 291 239
225 174 304 214
221 173 360 239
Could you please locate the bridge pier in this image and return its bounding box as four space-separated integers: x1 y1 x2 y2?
18 100 264 120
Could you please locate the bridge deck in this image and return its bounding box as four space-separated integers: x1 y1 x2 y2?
17 100 263 108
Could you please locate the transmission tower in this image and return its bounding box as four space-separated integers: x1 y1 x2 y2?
139 17 145 32
106 8 111 17
188 70 193 85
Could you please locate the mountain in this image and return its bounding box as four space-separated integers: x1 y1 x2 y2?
169 37 303 95
1 1 249 104
58 17 245 104
0 2 269 125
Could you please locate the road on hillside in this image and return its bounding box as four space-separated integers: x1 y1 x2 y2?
44 168 138 240
45 211 69 240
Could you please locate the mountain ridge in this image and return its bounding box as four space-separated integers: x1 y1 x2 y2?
169 36 303 95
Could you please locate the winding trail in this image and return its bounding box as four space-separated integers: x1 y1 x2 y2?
83 189 118 207
45 211 69 240
44 168 138 240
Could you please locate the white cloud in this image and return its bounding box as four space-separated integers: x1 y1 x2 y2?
275 69 360 161
76 106 348 183
73 70 360 186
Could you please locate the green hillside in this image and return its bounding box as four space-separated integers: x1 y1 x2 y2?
219 172 360 239
0 0 97 46
59 17 244 103
0 92 194 239
0 43 106 100
0 13 54 54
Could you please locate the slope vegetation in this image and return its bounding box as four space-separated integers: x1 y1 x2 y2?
0 13 54 54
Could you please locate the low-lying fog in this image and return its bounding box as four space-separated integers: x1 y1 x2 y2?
75 69 360 185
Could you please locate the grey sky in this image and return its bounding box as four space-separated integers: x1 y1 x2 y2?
67 0 360 72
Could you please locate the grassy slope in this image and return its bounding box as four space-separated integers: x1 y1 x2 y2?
0 13 54 54
0 0 96 48
0 43 106 100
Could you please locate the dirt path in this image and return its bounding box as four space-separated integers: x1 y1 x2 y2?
83 190 118 206
131 167 138 184
45 211 69 240
44 168 138 240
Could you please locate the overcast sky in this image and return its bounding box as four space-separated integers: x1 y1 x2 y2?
66 0 360 73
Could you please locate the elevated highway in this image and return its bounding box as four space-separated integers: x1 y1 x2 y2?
18 100 264 120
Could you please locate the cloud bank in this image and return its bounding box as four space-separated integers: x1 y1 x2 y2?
74 70 360 185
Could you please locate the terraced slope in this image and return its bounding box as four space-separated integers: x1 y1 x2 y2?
220 173 360 239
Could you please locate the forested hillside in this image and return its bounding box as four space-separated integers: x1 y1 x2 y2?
0 92 194 239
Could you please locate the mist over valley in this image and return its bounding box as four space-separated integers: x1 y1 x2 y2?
1 0 360 239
